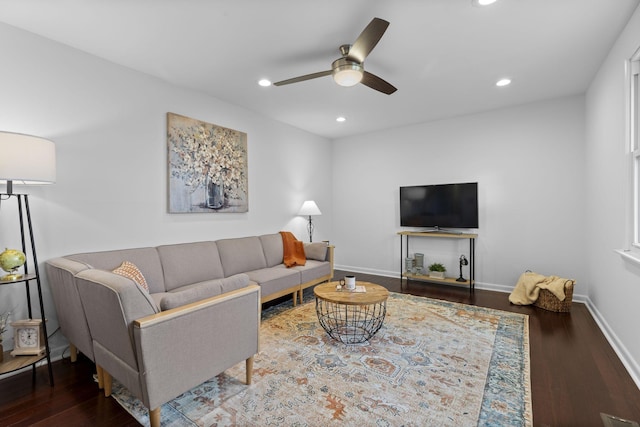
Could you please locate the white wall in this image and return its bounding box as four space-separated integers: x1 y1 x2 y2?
0 23 332 355
585 5 640 385
332 96 586 293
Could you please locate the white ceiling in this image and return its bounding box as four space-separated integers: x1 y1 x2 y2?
0 0 638 139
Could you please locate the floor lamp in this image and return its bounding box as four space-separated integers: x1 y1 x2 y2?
0 131 56 386
298 200 321 242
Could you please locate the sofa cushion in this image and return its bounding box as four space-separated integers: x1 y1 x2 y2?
259 233 284 267
158 273 250 310
112 261 150 292
68 247 166 294
304 243 328 261
216 236 267 277
246 267 300 298
157 241 225 292
291 260 332 283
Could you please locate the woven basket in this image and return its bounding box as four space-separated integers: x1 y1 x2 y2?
533 280 575 312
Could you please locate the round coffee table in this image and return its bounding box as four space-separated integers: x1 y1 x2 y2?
314 281 390 344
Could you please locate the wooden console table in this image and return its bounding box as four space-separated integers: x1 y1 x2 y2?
398 231 476 293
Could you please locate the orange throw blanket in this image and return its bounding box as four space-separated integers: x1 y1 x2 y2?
280 231 306 267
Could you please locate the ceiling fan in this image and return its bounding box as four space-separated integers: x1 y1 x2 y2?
273 17 397 95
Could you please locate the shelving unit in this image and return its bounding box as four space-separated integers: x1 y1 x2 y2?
398 231 477 293
0 193 53 385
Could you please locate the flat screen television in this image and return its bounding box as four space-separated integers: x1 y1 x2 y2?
400 182 478 229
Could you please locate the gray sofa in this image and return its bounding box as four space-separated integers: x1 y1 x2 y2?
45 233 334 427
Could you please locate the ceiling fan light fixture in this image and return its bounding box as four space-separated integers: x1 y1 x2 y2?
333 69 363 87
332 59 364 87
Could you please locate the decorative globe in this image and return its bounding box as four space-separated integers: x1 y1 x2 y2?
0 248 26 281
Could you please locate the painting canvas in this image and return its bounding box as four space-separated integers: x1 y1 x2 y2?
168 113 248 213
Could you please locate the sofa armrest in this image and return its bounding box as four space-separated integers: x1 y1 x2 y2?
132 284 261 410
326 245 335 265
135 283 260 327
324 245 335 279
45 257 97 361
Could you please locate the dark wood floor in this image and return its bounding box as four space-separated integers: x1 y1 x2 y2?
1 270 639 426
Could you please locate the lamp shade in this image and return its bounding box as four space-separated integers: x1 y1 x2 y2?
0 132 56 185
298 200 322 216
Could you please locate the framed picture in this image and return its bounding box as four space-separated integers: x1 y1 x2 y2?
167 113 248 213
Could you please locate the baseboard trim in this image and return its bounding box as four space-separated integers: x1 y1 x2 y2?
584 298 640 389
335 264 589 298
334 264 399 279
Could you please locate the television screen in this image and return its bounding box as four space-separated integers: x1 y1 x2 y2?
400 182 478 229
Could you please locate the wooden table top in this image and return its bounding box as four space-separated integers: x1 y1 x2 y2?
314 281 390 305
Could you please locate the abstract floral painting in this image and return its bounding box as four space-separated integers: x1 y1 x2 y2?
167 113 248 213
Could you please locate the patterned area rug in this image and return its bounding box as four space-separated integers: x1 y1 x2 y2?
110 293 531 426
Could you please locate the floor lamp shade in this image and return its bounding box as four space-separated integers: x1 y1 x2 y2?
0 132 56 191
0 131 56 385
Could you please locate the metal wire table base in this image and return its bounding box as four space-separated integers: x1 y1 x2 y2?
315 298 387 344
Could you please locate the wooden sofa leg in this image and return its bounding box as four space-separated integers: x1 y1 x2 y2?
246 355 254 385
69 344 78 363
149 407 161 427
96 364 104 390
299 288 304 304
103 370 113 397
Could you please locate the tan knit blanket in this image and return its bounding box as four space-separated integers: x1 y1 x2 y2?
508 271 571 305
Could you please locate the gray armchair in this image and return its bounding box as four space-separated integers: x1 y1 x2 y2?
75 269 260 427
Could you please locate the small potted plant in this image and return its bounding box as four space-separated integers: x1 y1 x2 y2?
428 262 446 279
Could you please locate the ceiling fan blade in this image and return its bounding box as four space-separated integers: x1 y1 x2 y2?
273 70 332 86
361 71 397 95
347 18 390 64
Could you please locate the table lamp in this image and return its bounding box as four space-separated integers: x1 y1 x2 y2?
298 200 321 242
456 254 469 282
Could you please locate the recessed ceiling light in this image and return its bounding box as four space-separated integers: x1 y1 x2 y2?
336 116 346 122
258 79 272 87
496 78 511 87
472 0 497 6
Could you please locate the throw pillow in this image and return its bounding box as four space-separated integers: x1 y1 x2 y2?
112 261 150 292
304 242 328 261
